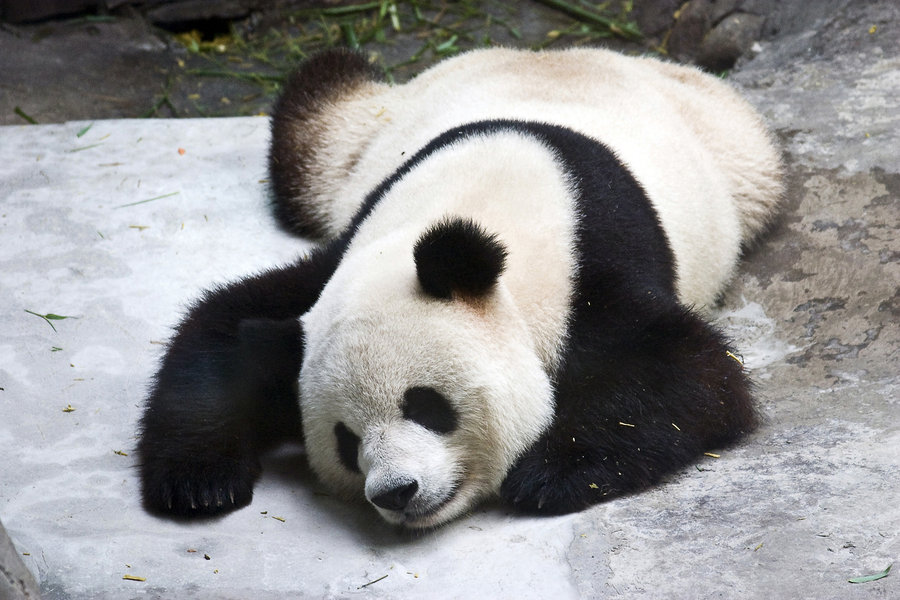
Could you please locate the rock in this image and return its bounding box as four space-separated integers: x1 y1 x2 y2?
628 0 682 38
1 0 96 23
732 0 899 173
666 0 713 61
696 11 765 71
667 0 771 69
706 0 742 24
0 518 41 600
143 0 255 27
0 18 172 124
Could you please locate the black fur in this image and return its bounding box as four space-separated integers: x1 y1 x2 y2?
334 422 362 474
137 244 341 516
413 217 508 300
140 88 757 518
501 306 755 513
402 387 459 434
497 124 758 513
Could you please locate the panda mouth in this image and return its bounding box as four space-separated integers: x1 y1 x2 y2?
382 483 461 528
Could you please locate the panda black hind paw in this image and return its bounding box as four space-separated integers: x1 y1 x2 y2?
140 455 260 518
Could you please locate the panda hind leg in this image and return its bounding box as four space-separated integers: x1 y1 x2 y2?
269 48 383 238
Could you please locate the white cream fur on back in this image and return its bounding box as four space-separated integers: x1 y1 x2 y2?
301 47 783 309
344 132 578 370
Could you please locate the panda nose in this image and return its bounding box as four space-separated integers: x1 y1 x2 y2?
371 481 419 511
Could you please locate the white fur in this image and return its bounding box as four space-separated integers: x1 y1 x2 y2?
294 48 782 527
302 47 782 308
301 134 573 526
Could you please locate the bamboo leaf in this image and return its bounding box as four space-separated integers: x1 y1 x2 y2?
24 309 75 332
848 564 891 584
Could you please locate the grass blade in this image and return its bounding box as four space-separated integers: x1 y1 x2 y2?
319 1 380 16
68 143 104 153
115 191 179 209
532 0 641 39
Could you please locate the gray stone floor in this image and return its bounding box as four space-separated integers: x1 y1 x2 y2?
1 1 897 598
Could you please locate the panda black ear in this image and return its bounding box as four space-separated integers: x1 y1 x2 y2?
413 217 508 300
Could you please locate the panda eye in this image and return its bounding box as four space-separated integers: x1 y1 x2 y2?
402 387 458 434
334 422 361 473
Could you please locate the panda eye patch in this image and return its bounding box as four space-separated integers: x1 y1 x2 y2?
402 387 458 434
334 422 361 473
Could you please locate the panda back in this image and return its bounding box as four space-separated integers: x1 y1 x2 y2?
273 48 782 306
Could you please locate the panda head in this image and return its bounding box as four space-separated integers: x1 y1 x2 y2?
300 217 555 528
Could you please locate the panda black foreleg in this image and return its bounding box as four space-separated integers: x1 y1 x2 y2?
138 248 338 517
501 306 758 515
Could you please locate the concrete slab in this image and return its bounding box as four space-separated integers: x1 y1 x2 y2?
0 116 587 599
1 5 898 598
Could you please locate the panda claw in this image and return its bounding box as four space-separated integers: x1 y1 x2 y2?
141 448 260 516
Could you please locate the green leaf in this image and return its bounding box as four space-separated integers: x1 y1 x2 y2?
848 563 892 584
24 309 74 332
76 123 94 138
434 34 459 54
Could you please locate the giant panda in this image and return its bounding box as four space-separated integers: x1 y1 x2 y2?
138 47 783 529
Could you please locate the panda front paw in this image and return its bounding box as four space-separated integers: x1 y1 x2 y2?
140 454 260 518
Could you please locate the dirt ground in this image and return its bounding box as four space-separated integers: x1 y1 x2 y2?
0 1 642 124
1 0 804 126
